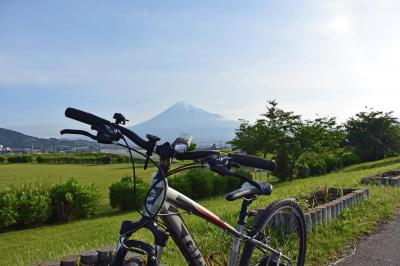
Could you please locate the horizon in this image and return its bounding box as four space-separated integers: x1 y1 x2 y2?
1 1 400 137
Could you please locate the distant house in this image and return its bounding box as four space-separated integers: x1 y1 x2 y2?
0 144 12 154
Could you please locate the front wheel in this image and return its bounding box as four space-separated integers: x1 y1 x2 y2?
239 199 307 266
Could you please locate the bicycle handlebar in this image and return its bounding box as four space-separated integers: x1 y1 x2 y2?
64 107 151 150
174 150 219 160
228 153 276 172
65 107 111 128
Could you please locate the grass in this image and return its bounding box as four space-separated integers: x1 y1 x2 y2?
0 157 400 265
0 162 157 213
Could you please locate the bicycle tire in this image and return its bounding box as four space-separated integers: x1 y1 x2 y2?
239 199 307 266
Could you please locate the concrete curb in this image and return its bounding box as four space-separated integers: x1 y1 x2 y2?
304 188 369 232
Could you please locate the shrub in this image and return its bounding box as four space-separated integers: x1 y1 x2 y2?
186 169 215 199
212 175 228 195
169 168 252 199
296 152 327 178
169 169 217 199
0 190 18 229
50 178 100 221
98 156 112 164
340 152 360 167
15 183 52 226
168 174 193 197
115 156 125 163
323 153 343 172
109 176 147 211
7 155 33 163
295 161 310 178
0 157 6 163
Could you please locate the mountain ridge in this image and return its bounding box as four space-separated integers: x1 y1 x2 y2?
0 127 95 150
130 102 239 143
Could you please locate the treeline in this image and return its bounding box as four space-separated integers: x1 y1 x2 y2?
230 100 400 181
0 153 144 164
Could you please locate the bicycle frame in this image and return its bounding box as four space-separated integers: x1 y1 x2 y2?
113 169 291 266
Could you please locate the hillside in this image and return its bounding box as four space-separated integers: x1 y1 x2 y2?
0 127 95 150
130 102 240 143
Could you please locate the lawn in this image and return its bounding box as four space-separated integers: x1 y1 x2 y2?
0 158 400 265
0 162 156 213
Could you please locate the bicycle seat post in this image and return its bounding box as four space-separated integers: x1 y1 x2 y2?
229 197 256 266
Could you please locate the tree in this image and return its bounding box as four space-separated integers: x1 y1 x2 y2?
230 119 262 155
345 109 400 162
230 100 345 181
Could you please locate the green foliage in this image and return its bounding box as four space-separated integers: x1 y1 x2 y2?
0 179 100 229
0 157 6 163
345 109 400 162
169 168 253 199
109 176 147 211
339 152 360 167
323 153 343 172
98 156 112 164
14 183 52 226
169 169 216 199
50 178 100 221
0 190 18 229
34 153 135 164
7 155 33 163
231 100 345 181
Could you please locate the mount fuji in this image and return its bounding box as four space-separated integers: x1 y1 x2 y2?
129 102 240 144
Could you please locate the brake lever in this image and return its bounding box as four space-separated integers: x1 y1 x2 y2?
60 129 97 141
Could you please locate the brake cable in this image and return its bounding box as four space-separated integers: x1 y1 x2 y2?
117 137 167 223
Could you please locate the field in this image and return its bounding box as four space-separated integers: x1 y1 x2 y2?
0 158 400 265
0 162 156 213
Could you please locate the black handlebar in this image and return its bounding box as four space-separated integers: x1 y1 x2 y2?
65 107 111 128
228 153 276 171
64 107 151 150
175 150 219 161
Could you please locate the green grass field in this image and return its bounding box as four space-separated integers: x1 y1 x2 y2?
0 162 157 213
0 158 400 265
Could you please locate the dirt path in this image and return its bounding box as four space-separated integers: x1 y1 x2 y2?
335 212 400 266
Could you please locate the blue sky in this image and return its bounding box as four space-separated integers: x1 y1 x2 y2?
1 0 400 137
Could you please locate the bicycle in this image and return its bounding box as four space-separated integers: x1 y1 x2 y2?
61 107 307 266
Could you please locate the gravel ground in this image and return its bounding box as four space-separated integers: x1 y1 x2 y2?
335 212 400 266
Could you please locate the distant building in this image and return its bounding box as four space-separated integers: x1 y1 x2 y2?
0 144 12 154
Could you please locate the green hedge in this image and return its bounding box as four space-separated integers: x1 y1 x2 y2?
295 151 360 179
36 155 122 164
0 156 6 163
109 176 148 211
0 190 18 228
169 168 252 200
7 155 33 163
50 179 100 222
0 179 100 230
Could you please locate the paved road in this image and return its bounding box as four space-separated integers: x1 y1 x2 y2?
336 212 400 266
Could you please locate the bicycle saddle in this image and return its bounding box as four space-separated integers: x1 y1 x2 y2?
225 182 273 201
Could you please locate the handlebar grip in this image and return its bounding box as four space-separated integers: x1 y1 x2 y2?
228 154 276 171
65 107 111 127
175 150 220 161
